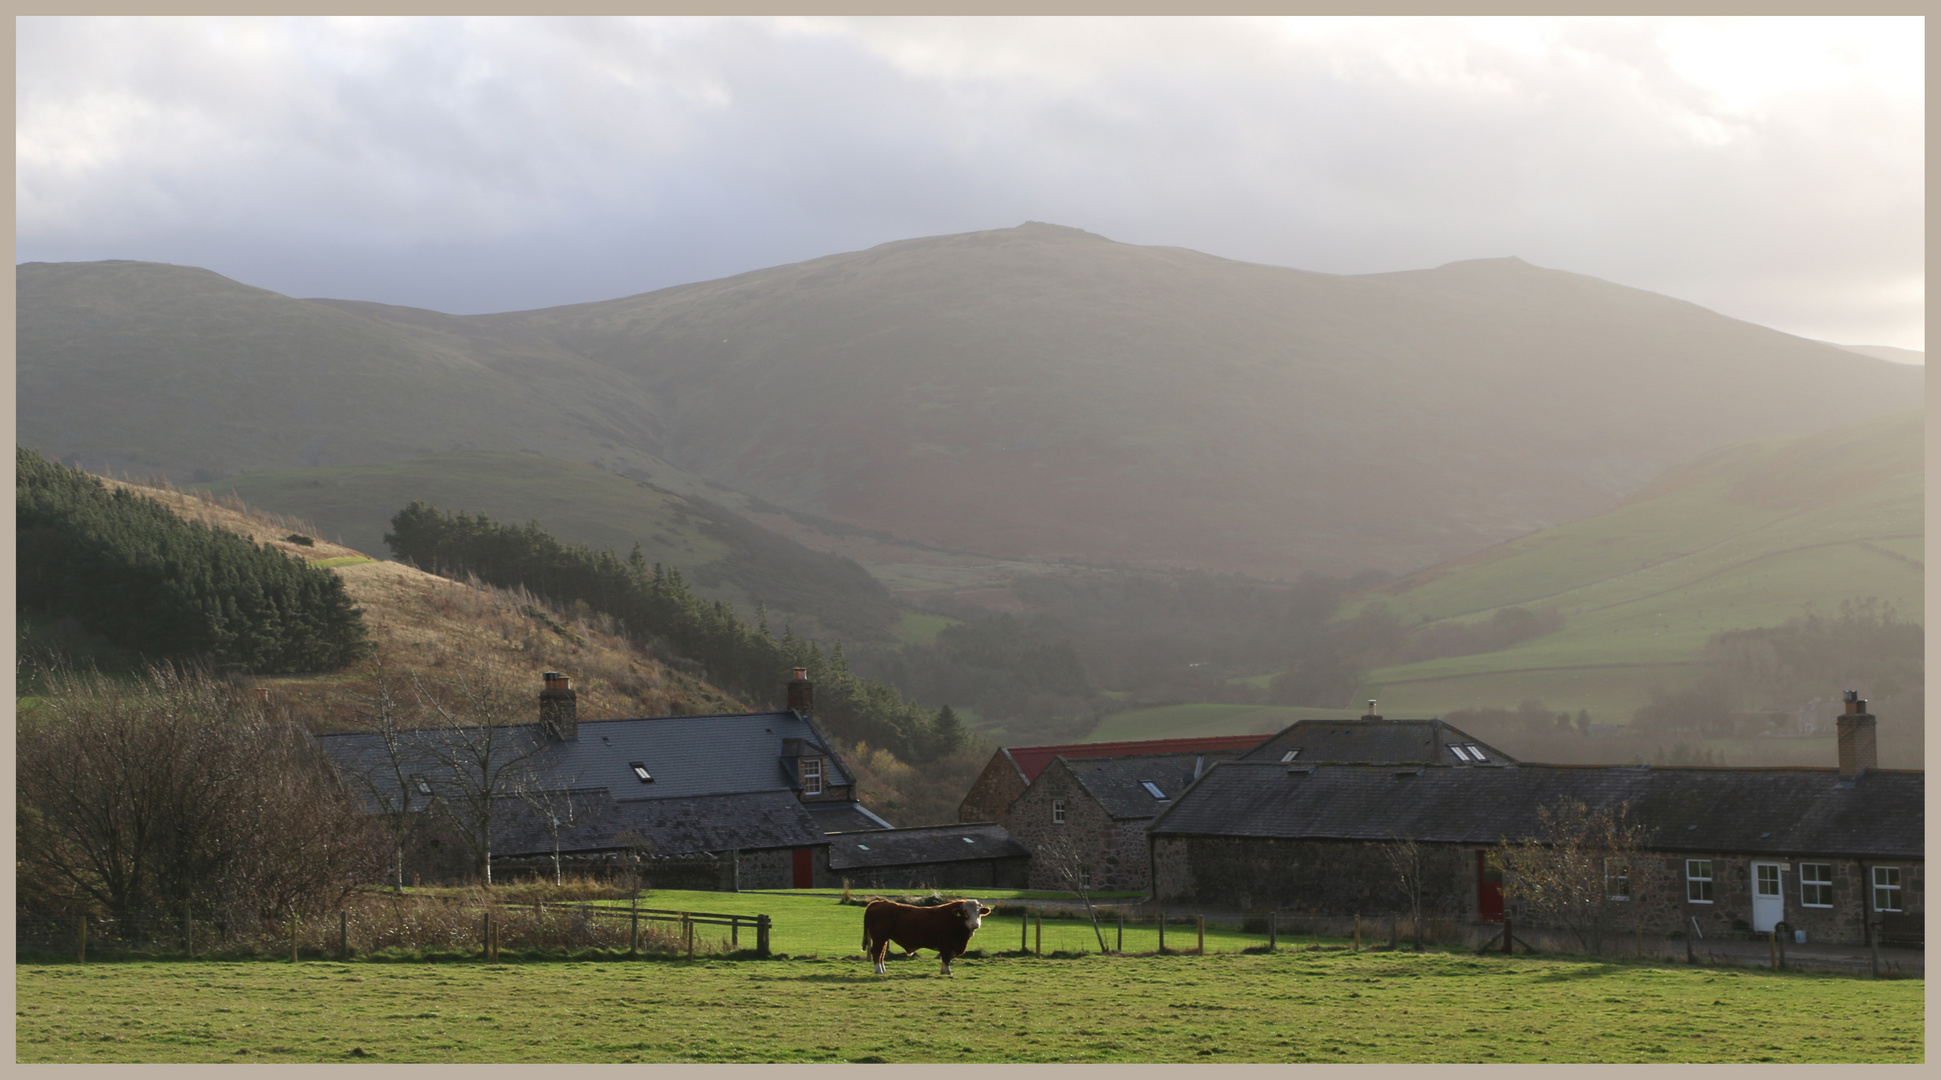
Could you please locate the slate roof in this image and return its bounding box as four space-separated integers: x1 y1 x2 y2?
489 788 825 858
316 710 855 809
1151 762 1923 859
826 822 1031 871
1237 718 1515 766
1004 735 1266 783
809 803 897 833
1062 754 1220 820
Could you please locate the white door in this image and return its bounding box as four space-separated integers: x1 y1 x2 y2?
1751 862 1784 932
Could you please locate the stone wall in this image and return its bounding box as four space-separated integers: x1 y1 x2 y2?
733 847 799 891
1008 760 1153 891
958 752 1028 826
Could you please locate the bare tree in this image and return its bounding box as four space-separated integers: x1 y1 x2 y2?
1380 836 1428 952
338 656 431 893
408 655 549 885
510 775 591 886
1035 831 1109 953
1494 799 1667 956
16 663 382 924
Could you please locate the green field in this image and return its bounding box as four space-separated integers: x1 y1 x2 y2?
16 951 1919 1063
1343 410 1923 720
1086 703 1362 742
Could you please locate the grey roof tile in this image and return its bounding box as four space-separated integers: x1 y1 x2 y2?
1063 754 1218 819
827 822 1030 870
1238 718 1515 765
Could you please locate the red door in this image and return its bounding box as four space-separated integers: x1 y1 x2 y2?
1477 850 1504 922
792 847 814 889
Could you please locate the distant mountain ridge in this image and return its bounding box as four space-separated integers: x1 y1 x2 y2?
17 224 1922 581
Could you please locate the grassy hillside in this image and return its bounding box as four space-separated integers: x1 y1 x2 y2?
1342 408 1923 721
184 452 905 642
20 227 1922 584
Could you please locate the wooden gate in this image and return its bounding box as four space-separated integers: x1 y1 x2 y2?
1477 849 1504 922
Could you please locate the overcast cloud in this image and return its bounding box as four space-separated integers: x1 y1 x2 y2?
16 15 1924 348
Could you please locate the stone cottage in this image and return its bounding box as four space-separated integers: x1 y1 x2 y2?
1149 695 1921 947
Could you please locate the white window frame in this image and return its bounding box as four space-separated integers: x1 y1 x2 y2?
1799 863 1833 908
801 757 823 796
1052 798 1067 825
1872 866 1902 913
629 761 653 783
1605 857 1631 901
1686 859 1714 903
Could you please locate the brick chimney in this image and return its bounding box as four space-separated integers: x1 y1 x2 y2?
540 671 578 741
1836 690 1876 779
787 667 813 714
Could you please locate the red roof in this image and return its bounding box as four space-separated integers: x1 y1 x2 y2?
1004 735 1269 783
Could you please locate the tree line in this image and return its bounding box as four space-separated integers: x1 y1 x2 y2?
15 447 372 675
382 501 962 764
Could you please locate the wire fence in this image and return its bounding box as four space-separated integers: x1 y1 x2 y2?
16 895 770 963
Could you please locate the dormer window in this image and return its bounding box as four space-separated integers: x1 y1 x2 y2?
629 762 653 783
801 757 823 795
1280 749 1301 762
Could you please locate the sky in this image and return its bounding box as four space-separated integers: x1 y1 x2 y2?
16 15 1925 350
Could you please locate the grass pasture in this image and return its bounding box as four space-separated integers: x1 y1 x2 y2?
15 950 1921 1063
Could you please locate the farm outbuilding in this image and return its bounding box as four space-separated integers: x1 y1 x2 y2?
821 822 1031 891
1149 699 1921 948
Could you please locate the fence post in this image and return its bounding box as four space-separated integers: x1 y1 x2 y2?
290 912 300 963
1389 916 1398 950
339 911 349 960
1767 932 1777 970
685 913 695 961
1158 909 1166 954
483 911 492 962
184 904 195 959
1635 926 1643 959
1034 910 1041 957
1353 912 1360 952
77 916 87 964
756 914 771 958
1268 909 1277 952
1776 930 1787 971
1197 916 1205 955
1021 906 1028 952
630 897 640 957
1117 909 1123 954
1870 921 1880 978
731 915 739 951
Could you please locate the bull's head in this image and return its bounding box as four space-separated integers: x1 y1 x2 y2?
960 899 992 929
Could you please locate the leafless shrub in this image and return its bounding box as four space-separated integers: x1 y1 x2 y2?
1493 799 1668 956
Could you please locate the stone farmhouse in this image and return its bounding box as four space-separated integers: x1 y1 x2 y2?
1147 696 1921 948
316 670 1019 890
957 734 1266 827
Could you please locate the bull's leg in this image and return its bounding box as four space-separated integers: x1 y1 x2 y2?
940 949 955 976
867 935 888 975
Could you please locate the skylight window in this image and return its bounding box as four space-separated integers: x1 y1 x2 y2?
962 837 976 843
856 843 870 851
1280 749 1301 762
1465 745 1487 761
411 774 433 796
629 761 653 783
1141 781 1167 799
1447 743 1472 761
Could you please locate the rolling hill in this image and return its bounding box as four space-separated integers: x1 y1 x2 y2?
18 223 1922 584
1341 407 1923 721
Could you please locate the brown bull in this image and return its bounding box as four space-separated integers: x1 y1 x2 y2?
862 898 992 975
